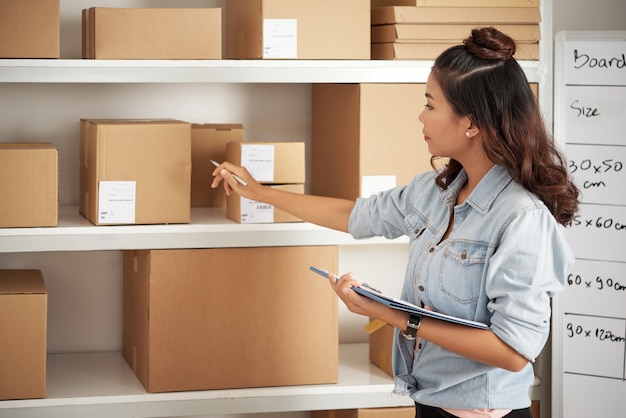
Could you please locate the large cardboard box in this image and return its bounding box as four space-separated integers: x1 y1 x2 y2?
225 0 370 59
79 119 191 226
226 142 305 185
0 143 58 228
227 183 305 223
312 84 432 200
0 270 47 400
82 7 222 59
123 246 338 392
371 6 541 25
0 0 59 58
312 407 415 418
191 124 244 208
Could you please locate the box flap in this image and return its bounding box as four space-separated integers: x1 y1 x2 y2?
0 270 47 295
0 143 57 152
192 123 245 131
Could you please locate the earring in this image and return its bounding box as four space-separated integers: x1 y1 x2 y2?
465 131 471 138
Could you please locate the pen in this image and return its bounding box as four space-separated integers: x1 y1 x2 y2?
210 160 248 186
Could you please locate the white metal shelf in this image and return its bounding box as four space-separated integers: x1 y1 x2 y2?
0 206 408 253
0 343 413 418
0 59 542 84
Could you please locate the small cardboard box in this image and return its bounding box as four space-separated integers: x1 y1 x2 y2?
226 142 305 185
191 124 244 208
227 183 304 223
371 41 539 60
82 7 222 59
79 119 191 226
123 246 338 392
371 0 539 7
371 24 540 43
0 143 58 228
371 6 541 25
312 407 415 418
225 0 370 59
0 270 47 400
312 84 432 200
0 0 59 58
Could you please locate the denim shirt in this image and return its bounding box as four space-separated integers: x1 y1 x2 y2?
348 164 573 409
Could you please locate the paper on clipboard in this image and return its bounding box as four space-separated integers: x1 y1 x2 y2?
309 266 490 330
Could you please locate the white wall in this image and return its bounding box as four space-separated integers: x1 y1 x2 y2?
552 0 626 34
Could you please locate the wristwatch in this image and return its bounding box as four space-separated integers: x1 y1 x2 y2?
402 313 422 340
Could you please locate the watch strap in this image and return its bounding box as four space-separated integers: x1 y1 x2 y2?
402 313 422 340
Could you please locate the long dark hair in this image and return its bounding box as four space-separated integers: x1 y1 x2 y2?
431 27 579 226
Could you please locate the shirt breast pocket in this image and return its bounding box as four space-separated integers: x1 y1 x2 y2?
404 212 429 241
440 241 489 304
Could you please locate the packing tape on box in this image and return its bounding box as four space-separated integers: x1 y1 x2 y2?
365 319 387 334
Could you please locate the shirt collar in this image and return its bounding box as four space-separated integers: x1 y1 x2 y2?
442 165 513 215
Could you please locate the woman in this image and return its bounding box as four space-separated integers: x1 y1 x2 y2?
212 27 579 418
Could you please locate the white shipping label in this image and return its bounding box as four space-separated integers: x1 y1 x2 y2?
263 19 297 59
241 144 275 182
240 197 274 224
98 181 136 224
361 175 397 198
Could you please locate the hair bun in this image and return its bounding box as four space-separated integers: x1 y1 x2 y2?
463 27 516 60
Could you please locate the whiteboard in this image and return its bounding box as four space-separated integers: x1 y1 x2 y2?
553 31 626 418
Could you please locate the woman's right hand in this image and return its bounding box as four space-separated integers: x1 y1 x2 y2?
211 161 262 200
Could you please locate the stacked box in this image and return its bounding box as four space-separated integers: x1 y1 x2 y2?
82 7 222 59
191 124 244 208
0 143 58 228
226 142 306 223
370 1 541 60
0 0 59 58
225 0 370 59
79 119 191 226
312 407 415 418
371 0 540 7
0 270 47 400
123 246 338 393
227 183 305 223
312 84 432 201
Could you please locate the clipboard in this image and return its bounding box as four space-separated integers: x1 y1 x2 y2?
310 266 490 330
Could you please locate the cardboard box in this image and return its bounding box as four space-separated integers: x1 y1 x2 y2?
0 270 47 400
191 124 244 208
0 143 58 228
531 401 540 418
312 407 415 418
227 183 304 223
371 41 539 60
225 0 370 59
226 142 305 184
82 7 222 59
123 246 338 392
0 0 59 58
371 0 539 7
79 119 191 226
312 84 432 200
371 24 540 43
371 6 541 25
368 319 394 377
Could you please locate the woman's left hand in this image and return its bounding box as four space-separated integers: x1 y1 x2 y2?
328 272 411 332
328 272 379 317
